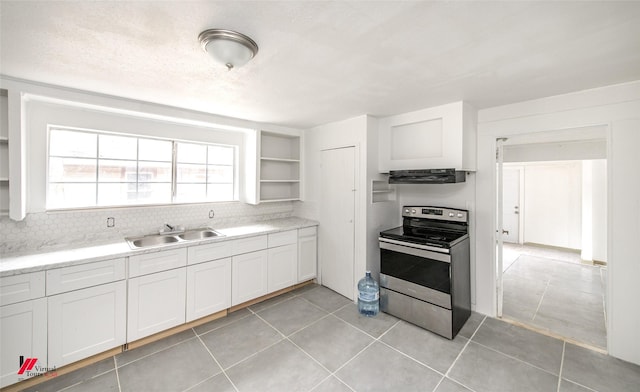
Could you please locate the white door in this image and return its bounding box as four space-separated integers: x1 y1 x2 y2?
127 269 186 341
49 281 126 367
297 228 318 282
231 250 268 306
502 166 521 244
186 258 231 322
268 244 297 293
320 147 356 300
0 299 47 388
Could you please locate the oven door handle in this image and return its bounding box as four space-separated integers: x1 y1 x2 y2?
379 238 451 262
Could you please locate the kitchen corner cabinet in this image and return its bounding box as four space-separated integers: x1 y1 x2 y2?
378 101 477 172
297 227 317 282
245 129 302 204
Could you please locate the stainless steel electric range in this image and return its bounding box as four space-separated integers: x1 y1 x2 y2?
379 206 471 339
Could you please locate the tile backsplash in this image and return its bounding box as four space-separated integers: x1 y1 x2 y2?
0 201 294 255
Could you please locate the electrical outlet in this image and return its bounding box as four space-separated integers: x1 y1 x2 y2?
209 210 215 219
107 217 115 227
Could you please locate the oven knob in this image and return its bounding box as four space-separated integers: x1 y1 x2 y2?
457 213 463 218
411 209 416 214
404 208 410 214
449 212 455 217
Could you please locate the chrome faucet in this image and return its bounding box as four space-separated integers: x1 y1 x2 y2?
160 223 184 235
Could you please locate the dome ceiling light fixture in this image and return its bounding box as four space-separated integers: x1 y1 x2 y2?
198 29 259 71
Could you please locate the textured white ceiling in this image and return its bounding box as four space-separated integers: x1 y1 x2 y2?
1 1 640 128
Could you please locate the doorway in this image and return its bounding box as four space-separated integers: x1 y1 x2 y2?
319 146 356 300
496 129 608 350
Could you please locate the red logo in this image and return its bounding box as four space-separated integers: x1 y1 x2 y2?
18 357 37 375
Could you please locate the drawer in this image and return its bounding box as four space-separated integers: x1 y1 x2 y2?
231 235 268 255
187 241 232 265
298 226 317 237
268 230 297 248
47 258 126 295
129 248 187 278
0 271 45 306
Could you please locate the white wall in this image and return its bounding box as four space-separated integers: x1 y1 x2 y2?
0 77 301 254
297 115 369 300
522 162 582 249
477 80 640 365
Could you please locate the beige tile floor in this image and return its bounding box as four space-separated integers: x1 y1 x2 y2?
25 283 640 392
502 243 607 349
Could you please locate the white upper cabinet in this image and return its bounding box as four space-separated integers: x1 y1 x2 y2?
245 129 302 204
378 101 477 172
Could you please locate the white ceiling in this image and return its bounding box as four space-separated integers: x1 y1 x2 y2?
1 1 640 129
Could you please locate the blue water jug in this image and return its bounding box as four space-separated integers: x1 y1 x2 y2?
358 271 379 317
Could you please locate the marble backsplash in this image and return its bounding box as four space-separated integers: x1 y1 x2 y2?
0 201 294 255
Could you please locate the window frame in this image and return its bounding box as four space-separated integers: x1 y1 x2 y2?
46 125 239 210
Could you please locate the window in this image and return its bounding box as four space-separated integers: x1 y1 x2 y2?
47 127 237 209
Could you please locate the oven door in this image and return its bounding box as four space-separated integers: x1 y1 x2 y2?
379 237 451 309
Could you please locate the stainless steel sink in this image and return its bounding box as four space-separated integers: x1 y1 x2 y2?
128 235 180 249
178 228 223 241
126 227 224 249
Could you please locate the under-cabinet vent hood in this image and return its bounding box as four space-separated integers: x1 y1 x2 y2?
389 169 466 184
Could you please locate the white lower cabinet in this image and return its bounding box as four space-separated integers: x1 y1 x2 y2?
0 298 47 388
127 268 186 342
232 250 268 306
268 244 297 292
186 258 231 322
298 227 318 282
48 281 126 368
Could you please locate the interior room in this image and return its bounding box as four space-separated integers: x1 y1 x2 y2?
1 2 640 392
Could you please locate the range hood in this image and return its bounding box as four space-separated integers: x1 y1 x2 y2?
389 169 466 184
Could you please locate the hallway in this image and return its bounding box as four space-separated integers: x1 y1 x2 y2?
502 244 607 349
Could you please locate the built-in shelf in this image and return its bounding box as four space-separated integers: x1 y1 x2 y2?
260 157 300 163
372 178 396 203
0 91 8 216
257 131 301 203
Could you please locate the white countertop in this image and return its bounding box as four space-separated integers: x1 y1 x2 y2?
0 217 318 277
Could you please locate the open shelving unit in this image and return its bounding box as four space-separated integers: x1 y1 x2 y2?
258 132 301 203
371 178 396 204
0 90 9 216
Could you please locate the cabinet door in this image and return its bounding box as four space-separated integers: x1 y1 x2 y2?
186 258 231 322
267 244 297 293
48 281 126 367
298 233 318 282
231 250 268 306
127 268 186 342
0 298 47 388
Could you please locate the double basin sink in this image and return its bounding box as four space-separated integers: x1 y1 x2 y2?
126 228 224 249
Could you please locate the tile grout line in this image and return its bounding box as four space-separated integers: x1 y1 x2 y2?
114 356 122 392
556 341 566 392
531 279 551 322
470 338 564 378
444 315 486 378
194 334 240 392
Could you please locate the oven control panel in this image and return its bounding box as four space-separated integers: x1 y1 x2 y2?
402 206 468 223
